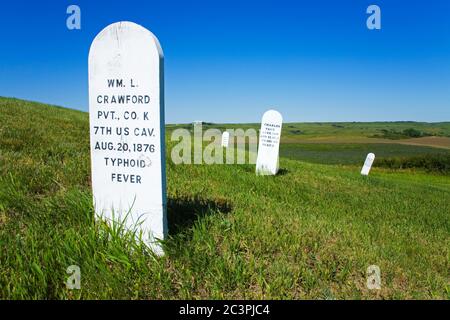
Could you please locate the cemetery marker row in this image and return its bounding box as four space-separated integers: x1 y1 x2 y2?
88 22 371 255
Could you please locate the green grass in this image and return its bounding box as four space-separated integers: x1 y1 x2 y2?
280 143 450 166
376 154 450 174
0 97 449 299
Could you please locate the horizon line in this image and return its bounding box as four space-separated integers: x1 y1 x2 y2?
1 95 449 124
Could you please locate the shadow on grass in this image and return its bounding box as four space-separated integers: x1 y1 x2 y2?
239 165 289 176
167 196 233 236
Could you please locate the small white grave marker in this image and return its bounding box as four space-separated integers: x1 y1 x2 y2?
88 21 167 254
256 109 283 175
361 153 375 176
221 131 230 148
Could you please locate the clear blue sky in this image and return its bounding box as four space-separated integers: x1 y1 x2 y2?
0 0 449 123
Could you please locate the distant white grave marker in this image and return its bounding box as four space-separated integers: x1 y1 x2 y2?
221 131 230 148
88 21 167 254
256 110 283 175
361 153 375 176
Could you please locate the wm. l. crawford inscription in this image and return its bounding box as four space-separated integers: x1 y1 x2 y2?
88 21 167 254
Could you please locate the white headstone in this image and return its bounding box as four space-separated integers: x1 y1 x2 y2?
256 109 283 175
88 21 167 254
361 153 375 176
221 131 230 148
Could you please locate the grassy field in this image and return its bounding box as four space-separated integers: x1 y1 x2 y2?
0 97 449 299
168 121 450 146
279 143 450 166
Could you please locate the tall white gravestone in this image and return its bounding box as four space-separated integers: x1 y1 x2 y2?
221 131 230 148
88 22 167 254
361 153 375 176
256 110 283 175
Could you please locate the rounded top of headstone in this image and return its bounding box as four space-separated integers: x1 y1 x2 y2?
89 21 164 61
262 109 283 122
367 153 375 159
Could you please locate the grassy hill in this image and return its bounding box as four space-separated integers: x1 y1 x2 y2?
0 97 449 299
